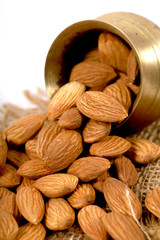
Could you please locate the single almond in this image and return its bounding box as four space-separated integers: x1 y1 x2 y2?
145 186 160 218
16 177 35 192
44 198 75 231
46 81 86 120
125 137 160 164
25 138 41 160
127 49 139 82
0 164 21 188
67 156 110 182
114 155 138 187
92 170 110 192
78 205 109 240
33 173 78 198
44 130 83 172
83 119 111 143
0 136 8 171
98 32 130 73
103 82 132 112
0 187 16 216
103 177 142 219
36 120 63 159
89 135 131 158
16 186 45 224
69 61 117 87
102 211 145 240
0 210 19 240
76 91 128 123
68 183 96 209
16 222 46 240
58 107 83 129
5 114 46 146
16 159 53 179
7 149 31 168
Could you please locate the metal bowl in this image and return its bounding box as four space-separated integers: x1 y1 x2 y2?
45 12 160 133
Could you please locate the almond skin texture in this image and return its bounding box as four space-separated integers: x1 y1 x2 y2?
7 149 31 168
103 177 142 220
25 139 41 160
0 136 8 171
68 183 96 209
33 173 78 198
78 205 109 240
46 81 86 120
16 186 45 224
0 164 21 188
44 198 75 231
58 107 83 129
83 48 100 62
83 119 111 143
125 137 160 164
16 222 46 240
0 187 16 215
44 130 83 172
114 155 138 187
69 61 117 87
16 159 53 179
5 114 45 146
98 32 130 73
89 135 131 158
0 210 19 240
102 211 145 240
103 82 132 112
76 91 128 123
36 120 63 159
67 156 110 182
127 49 138 82
16 177 35 192
92 170 110 192
145 187 160 218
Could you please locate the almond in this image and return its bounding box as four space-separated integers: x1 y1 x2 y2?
16 159 53 179
68 183 96 209
69 61 117 87
145 186 160 218
0 187 16 215
16 222 46 240
127 49 139 82
103 82 132 112
114 155 138 187
76 91 128 122
77 205 109 240
44 198 75 231
46 81 86 120
67 156 110 182
58 107 83 129
16 186 45 224
0 136 8 171
7 149 31 168
83 48 100 62
89 135 131 158
125 137 160 164
92 170 110 192
0 211 19 240
103 177 142 219
16 177 35 192
44 130 83 172
102 211 145 240
5 114 45 146
83 119 111 143
0 164 21 188
116 72 131 85
25 138 41 160
0 129 6 140
33 173 78 198
98 32 130 73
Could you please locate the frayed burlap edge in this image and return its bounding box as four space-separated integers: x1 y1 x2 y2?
1 88 160 240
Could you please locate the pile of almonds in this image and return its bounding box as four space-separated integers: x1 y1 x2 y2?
0 32 160 240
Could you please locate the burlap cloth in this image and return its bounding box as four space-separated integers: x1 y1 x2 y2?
0 88 160 240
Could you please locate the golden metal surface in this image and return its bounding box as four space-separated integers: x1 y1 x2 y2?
45 12 160 133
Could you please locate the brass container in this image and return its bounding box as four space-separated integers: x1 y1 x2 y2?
45 12 160 133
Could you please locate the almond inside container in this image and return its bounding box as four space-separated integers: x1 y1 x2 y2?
45 12 160 133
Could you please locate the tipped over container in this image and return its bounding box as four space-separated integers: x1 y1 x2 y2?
45 12 160 133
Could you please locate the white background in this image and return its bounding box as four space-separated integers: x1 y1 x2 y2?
0 0 160 108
